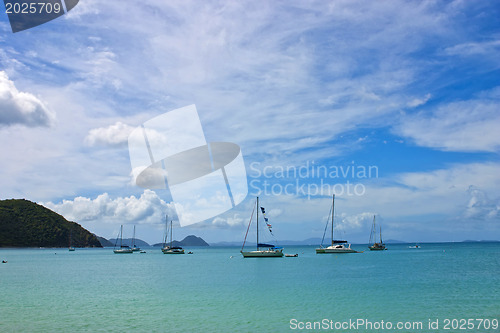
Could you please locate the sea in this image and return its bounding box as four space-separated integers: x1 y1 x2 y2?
1 243 499 333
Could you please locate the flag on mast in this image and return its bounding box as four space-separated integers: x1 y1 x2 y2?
260 206 273 234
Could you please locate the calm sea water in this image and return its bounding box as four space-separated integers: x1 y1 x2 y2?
1 243 499 333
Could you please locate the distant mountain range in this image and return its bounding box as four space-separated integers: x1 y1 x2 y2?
100 235 211 247
384 239 408 244
210 239 500 246
0 199 101 248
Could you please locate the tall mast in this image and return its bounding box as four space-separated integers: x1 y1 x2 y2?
370 215 376 245
380 225 382 243
132 225 136 247
120 225 123 247
331 194 335 245
256 196 259 250
170 219 173 248
164 215 168 247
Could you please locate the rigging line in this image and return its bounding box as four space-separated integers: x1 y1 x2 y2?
113 228 120 249
241 199 256 251
320 204 333 247
163 215 169 247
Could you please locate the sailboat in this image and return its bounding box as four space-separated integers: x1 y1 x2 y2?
113 225 133 254
162 216 185 254
316 194 359 254
368 215 387 251
131 225 141 252
68 230 75 251
241 197 284 258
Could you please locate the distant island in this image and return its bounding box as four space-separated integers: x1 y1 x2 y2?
0 199 102 248
107 238 151 248
96 236 114 247
152 235 209 247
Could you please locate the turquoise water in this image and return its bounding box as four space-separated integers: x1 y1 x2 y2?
1 243 499 332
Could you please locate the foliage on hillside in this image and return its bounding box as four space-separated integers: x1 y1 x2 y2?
0 199 101 248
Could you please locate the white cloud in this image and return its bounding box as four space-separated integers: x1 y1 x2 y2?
0 71 55 127
353 162 500 222
396 91 500 152
337 212 376 231
1 0 499 243
207 214 246 229
42 190 174 225
407 93 431 108
85 121 134 147
464 186 500 221
444 40 500 57
64 0 100 20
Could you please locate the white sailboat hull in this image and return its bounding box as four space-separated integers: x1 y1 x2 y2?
113 248 133 254
316 244 358 253
113 225 132 253
315 194 359 254
241 250 284 258
162 247 185 254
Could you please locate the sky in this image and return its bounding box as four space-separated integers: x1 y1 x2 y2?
0 0 499 245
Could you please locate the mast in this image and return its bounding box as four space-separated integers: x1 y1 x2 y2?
170 219 173 248
331 194 335 245
256 196 259 250
379 225 383 243
370 215 376 245
163 215 168 248
132 225 136 248
119 225 123 247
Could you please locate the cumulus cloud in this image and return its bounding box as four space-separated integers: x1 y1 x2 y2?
85 121 135 147
0 71 54 127
206 214 246 229
42 190 174 225
337 212 376 230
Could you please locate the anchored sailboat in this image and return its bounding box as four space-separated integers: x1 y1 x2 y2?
131 225 141 252
241 197 284 258
316 194 359 254
368 215 386 251
162 216 185 254
113 225 133 254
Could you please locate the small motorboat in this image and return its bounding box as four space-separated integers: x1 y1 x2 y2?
285 253 298 257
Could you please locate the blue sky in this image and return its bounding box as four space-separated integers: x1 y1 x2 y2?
0 0 499 244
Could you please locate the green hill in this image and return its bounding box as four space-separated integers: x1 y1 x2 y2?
0 199 101 248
